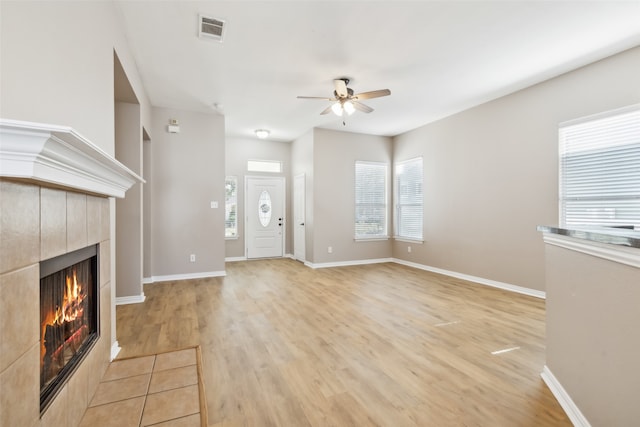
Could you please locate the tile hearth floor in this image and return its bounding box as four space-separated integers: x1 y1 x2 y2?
79 347 206 427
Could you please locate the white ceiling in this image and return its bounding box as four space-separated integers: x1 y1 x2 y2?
115 1 640 142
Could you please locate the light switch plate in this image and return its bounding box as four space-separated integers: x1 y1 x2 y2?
211 201 218 209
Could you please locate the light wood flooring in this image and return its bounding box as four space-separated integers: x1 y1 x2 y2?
116 259 571 426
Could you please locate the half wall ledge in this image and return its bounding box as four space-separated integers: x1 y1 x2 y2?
0 118 143 197
537 225 640 268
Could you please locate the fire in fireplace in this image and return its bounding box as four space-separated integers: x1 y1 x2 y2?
40 245 99 412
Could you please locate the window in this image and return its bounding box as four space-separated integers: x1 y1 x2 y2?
559 105 640 227
395 157 423 240
355 161 388 239
247 159 282 173
225 176 238 238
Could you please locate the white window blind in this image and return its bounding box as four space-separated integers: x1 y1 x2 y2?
395 157 423 240
355 161 387 239
225 176 238 238
559 105 640 227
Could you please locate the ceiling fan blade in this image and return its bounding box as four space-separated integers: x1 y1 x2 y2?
354 89 391 100
320 105 333 115
334 79 348 98
353 101 374 113
297 96 335 100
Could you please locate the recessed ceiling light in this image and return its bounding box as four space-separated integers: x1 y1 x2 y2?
255 129 270 139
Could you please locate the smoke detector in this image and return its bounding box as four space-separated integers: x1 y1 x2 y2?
198 14 226 42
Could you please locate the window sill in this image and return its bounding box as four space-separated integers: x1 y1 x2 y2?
354 236 390 242
225 236 239 241
393 237 424 244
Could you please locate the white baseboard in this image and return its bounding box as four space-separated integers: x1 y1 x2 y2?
227 255 295 262
142 277 153 284
148 270 226 283
110 341 121 361
308 257 393 269
541 365 591 427
115 293 146 305
392 258 545 299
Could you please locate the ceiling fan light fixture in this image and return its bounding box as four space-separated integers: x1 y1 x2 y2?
343 101 355 116
298 79 390 118
331 102 343 116
255 129 270 139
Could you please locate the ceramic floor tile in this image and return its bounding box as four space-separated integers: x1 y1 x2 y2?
154 348 196 372
79 396 144 427
102 355 155 381
148 365 198 394
141 385 200 426
90 373 151 407
148 413 202 427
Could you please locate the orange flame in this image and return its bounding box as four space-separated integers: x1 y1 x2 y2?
40 268 87 370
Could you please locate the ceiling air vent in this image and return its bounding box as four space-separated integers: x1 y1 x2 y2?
199 14 226 42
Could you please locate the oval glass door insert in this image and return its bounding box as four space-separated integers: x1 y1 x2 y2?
258 190 272 227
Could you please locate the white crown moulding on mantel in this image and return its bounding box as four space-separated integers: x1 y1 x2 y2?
0 119 143 198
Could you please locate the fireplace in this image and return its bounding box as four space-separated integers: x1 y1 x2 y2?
40 244 99 412
0 121 140 425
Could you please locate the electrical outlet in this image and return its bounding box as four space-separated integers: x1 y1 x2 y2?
210 201 218 209
408 246 412 253
190 254 196 262
328 246 333 254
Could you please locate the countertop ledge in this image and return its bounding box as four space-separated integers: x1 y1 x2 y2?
537 225 640 249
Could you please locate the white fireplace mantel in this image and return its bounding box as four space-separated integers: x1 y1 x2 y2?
0 119 143 197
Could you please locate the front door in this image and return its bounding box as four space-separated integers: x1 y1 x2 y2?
246 177 285 259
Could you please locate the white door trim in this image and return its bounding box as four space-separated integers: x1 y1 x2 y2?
293 173 306 262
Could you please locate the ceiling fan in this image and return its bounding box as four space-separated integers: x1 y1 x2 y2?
297 78 391 117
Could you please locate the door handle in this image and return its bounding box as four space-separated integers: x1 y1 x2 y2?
300 223 305 226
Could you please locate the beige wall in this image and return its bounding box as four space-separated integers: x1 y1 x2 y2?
225 137 292 258
115 102 143 299
545 243 640 425
392 46 640 291
143 136 152 278
150 107 226 277
0 0 152 154
312 129 393 264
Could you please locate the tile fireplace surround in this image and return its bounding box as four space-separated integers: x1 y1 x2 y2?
0 120 140 426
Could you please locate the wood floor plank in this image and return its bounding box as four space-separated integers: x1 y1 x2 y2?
117 259 571 426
